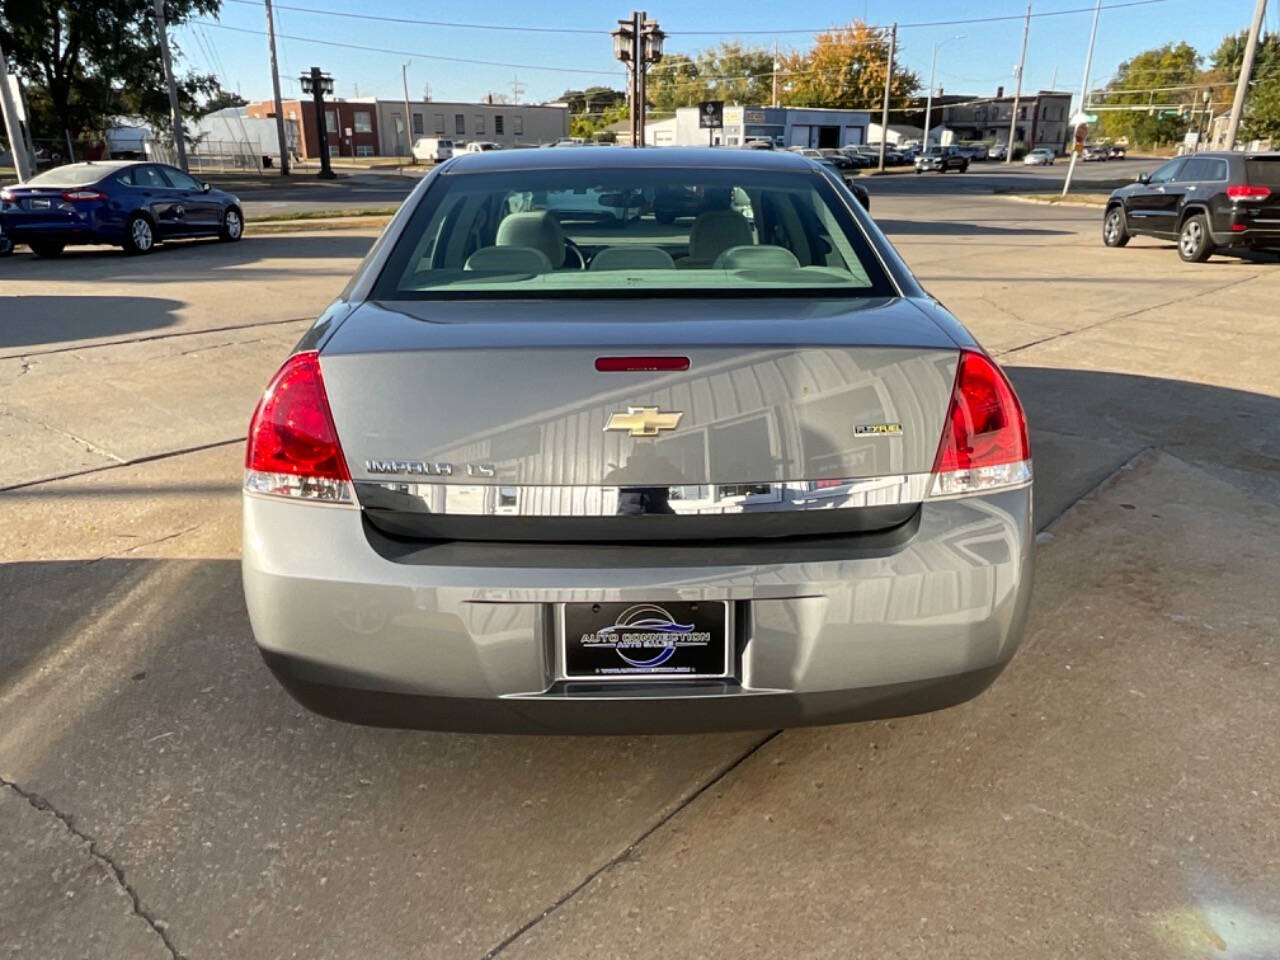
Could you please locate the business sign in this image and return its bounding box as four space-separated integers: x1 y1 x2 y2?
698 101 724 129
744 110 766 124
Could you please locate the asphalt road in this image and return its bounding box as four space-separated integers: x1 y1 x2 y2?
1 178 1277 960
219 154 1159 217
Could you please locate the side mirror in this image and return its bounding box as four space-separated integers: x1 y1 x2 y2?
201 181 212 193
1137 172 1151 185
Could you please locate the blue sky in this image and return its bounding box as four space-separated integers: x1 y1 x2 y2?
176 0 1273 109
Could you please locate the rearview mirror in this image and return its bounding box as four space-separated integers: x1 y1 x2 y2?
1137 172 1151 185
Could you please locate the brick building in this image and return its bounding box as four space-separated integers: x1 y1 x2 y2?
245 99 381 159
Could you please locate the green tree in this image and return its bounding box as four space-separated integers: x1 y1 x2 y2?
558 86 625 115
1 0 219 141
646 42 774 112
779 22 918 110
1209 30 1280 81
202 87 247 115
1095 42 1201 147
1208 31 1280 142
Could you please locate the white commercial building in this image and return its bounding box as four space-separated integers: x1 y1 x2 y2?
646 106 871 149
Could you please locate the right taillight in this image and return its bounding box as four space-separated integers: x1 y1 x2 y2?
929 350 1032 499
244 351 354 505
1227 184 1271 201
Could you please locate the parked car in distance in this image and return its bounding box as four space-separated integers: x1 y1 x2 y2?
412 137 454 161
915 147 969 173
988 143 1008 161
1109 146 1127 160
464 141 501 153
1103 151 1280 262
1082 144 1109 162
836 147 875 168
0 160 243 257
1023 147 1055 166
241 146 1033 734
957 144 990 161
742 139 775 150
819 149 860 171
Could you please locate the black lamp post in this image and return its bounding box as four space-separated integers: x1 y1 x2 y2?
611 12 664 147
300 67 336 179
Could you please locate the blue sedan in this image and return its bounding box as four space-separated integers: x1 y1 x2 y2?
0 160 243 257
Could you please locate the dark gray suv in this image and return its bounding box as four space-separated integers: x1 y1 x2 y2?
1103 152 1280 262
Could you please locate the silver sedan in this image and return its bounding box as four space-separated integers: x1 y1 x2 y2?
241 147 1034 733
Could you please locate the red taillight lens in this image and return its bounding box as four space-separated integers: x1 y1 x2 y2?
595 356 691 372
61 190 108 202
244 351 353 503
930 350 1031 498
1227 184 1270 200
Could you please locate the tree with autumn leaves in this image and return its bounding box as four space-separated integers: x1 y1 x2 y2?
647 22 919 114
778 23 918 110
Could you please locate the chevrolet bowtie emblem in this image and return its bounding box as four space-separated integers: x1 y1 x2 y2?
604 406 683 437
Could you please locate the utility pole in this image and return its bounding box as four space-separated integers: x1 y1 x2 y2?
510 75 525 105
1006 4 1031 165
1061 0 1102 198
0 37 34 182
264 0 290 175
878 23 896 172
772 40 779 108
153 0 188 170
402 61 413 160
1225 0 1267 150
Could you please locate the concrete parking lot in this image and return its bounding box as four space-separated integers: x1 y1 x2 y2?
1 174 1277 959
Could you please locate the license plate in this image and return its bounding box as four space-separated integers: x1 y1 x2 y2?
28 198 51 209
561 601 729 679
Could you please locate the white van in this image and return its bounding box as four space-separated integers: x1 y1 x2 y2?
412 137 454 162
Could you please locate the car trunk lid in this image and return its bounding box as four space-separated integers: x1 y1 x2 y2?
320 297 958 489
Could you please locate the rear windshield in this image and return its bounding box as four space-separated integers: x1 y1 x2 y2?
1246 158 1280 185
24 163 113 187
371 166 892 300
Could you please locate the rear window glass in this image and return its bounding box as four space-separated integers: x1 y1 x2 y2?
371 166 892 300
1245 159 1280 185
25 163 113 187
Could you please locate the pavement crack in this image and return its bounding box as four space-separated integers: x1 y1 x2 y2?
0 776 184 959
480 731 781 959
0 437 243 493
86 524 203 563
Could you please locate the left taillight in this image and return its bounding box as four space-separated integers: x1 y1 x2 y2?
244 351 354 505
61 190 108 202
929 350 1032 499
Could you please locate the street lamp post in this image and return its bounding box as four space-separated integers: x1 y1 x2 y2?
923 35 965 151
300 66 336 179
612 11 664 147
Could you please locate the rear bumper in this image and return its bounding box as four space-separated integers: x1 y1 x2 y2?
261 650 1010 734
0 213 121 245
242 486 1034 734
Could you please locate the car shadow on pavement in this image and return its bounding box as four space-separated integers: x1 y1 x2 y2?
0 295 184 349
878 218 1073 237
0 233 376 277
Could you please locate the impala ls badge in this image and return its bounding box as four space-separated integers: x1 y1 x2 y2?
604 406 683 437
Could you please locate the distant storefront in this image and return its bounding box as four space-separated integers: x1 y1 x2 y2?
647 106 871 149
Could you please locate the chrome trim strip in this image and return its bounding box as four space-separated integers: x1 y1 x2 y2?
353 473 936 517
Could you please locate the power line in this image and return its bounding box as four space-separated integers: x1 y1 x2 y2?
668 0 1170 35
220 0 601 34
192 20 625 76
213 0 1167 39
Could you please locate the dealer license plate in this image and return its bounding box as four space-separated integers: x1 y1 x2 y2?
561 601 729 679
